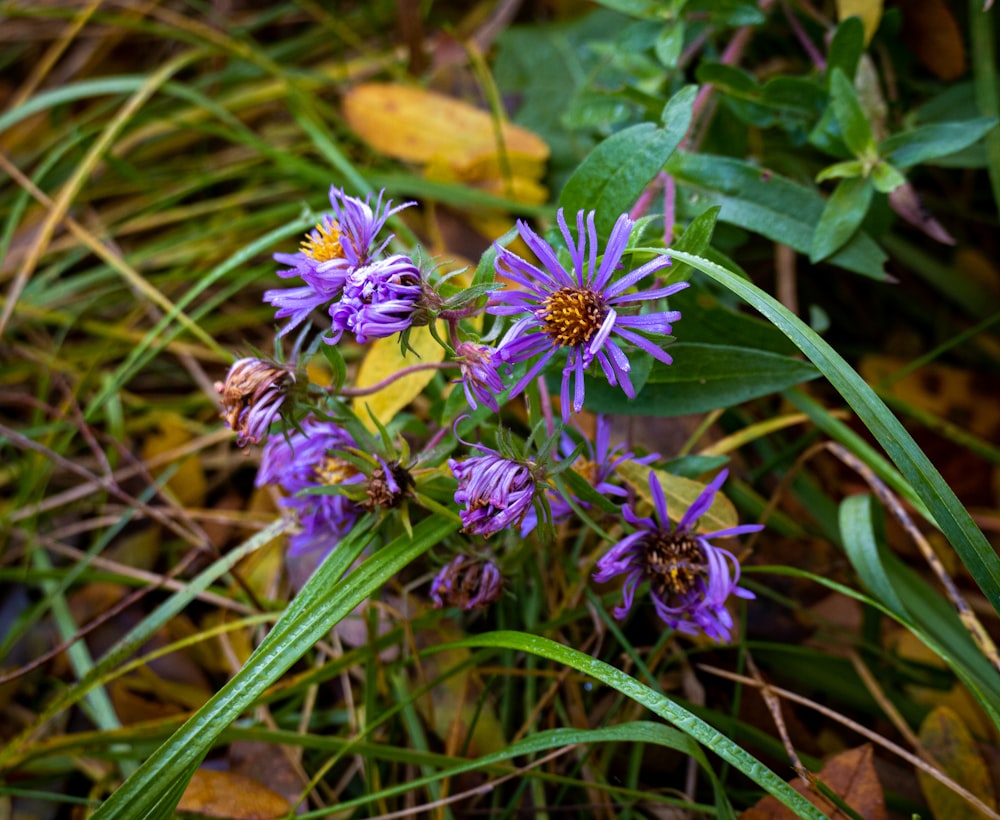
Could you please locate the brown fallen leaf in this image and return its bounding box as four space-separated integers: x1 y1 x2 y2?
898 0 966 80
741 744 888 819
178 769 291 820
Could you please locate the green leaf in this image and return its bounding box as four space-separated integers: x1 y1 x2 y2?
829 68 875 157
672 289 798 354
582 342 819 416
879 118 999 168
447 631 829 819
667 152 888 279
654 20 685 68
667 205 719 280
559 85 696 232
667 250 1000 617
826 16 865 83
810 176 874 263
93 515 460 818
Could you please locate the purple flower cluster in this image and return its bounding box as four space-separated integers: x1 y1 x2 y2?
255 416 365 558
265 188 421 344
448 448 537 538
593 468 760 642
485 209 687 421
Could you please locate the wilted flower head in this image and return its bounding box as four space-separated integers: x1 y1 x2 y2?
593 468 761 642
265 187 413 337
256 416 365 557
215 357 294 446
363 456 414 511
455 341 505 412
520 415 656 536
489 209 687 420
448 448 538 537
328 254 423 344
430 554 504 611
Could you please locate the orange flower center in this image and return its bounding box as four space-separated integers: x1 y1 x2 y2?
538 287 605 347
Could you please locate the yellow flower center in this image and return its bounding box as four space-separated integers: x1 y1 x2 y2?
538 287 605 347
315 455 358 485
646 534 706 599
571 458 599 485
300 220 344 262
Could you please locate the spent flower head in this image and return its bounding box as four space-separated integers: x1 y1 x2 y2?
448 445 539 538
593 468 761 642
215 357 294 447
430 554 504 611
455 341 506 412
490 209 687 420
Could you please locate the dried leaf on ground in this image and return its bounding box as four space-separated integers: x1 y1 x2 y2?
741 744 888 819
178 769 291 820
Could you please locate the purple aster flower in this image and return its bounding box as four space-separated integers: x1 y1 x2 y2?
520 415 656 536
455 341 505 412
430 554 504 610
256 416 365 557
489 209 688 421
265 187 413 336
448 448 537 537
327 254 423 344
593 468 761 642
215 358 294 447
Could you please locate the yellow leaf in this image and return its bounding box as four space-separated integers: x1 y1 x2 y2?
343 82 549 171
352 323 446 431
141 413 207 507
615 460 738 535
837 0 884 44
178 769 291 820
918 705 997 819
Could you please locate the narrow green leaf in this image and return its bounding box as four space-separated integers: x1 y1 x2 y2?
448 631 829 819
830 68 875 157
810 176 874 263
667 205 719 280
838 494 908 615
667 250 1000 615
560 85 696 232
879 118 999 168
582 343 819 416
815 159 865 183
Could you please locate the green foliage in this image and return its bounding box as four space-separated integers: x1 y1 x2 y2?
4 2 1000 819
